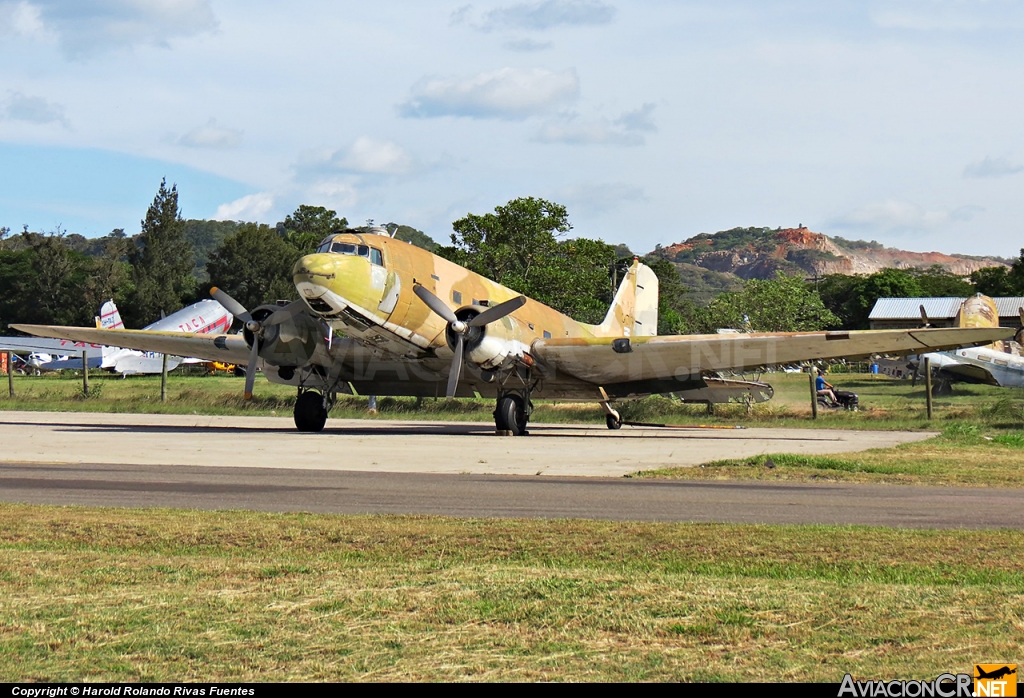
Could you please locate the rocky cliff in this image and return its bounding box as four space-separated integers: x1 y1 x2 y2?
652 227 1007 281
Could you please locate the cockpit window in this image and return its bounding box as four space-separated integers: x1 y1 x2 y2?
316 240 372 258
370 248 383 266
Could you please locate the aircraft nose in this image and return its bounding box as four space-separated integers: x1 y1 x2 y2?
293 253 338 285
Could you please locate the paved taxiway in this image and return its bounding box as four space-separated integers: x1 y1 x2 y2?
2 411 1020 528
2 411 933 477
2 460 1022 528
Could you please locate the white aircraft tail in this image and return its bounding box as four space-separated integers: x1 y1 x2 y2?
98 300 125 366
588 259 659 338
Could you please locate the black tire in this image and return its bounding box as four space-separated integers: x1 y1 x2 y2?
495 395 526 436
294 391 328 432
606 413 622 430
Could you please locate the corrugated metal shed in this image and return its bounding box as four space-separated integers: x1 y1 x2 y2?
868 298 965 320
994 297 1024 317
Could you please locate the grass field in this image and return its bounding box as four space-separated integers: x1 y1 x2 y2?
635 424 1024 487
2 370 1023 431
1 505 1021 682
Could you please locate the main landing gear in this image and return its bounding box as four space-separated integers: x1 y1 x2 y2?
494 390 532 436
294 389 329 432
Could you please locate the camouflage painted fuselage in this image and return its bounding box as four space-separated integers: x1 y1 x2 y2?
287 230 659 400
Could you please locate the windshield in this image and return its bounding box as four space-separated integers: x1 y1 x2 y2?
316 240 370 257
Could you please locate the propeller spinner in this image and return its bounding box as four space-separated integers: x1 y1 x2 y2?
412 285 526 398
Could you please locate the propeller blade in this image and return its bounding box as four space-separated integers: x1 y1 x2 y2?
413 284 458 324
264 300 306 327
243 339 259 400
468 295 526 327
919 304 930 328
446 334 464 399
210 287 252 324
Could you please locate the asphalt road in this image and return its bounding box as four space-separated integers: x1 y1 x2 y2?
2 460 1021 529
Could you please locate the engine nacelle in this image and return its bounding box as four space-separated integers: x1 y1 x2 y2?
244 305 325 368
446 305 532 371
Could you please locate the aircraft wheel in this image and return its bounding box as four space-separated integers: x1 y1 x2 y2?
294 390 328 433
606 413 622 430
495 395 526 436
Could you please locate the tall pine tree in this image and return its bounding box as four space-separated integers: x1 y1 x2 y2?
125 179 195 328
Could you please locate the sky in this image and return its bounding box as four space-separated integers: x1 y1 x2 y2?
1 0 1022 257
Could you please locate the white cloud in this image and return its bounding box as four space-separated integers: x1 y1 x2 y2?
554 182 645 214
306 180 359 210
869 0 1024 31
481 1 616 31
615 103 657 133
296 137 415 176
0 1 47 37
534 104 655 146
503 37 553 52
1 0 218 59
213 192 274 222
534 117 642 146
964 156 1023 178
399 67 579 120
2 91 68 126
831 199 983 233
177 118 242 149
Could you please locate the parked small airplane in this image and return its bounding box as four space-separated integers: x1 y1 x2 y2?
911 295 1024 394
14 227 1013 434
1 299 232 374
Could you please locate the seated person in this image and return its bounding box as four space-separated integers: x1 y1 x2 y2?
816 370 838 403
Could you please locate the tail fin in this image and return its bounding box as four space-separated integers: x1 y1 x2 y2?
591 259 659 337
98 300 124 365
958 294 1003 352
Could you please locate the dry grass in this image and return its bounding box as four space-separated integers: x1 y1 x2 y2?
1 505 1021 682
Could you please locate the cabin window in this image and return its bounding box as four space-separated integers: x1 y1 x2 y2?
543 330 551 339
978 355 992 362
452 290 462 305
370 248 384 266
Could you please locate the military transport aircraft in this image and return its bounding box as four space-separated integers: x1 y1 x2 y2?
911 295 1024 394
14 227 1013 435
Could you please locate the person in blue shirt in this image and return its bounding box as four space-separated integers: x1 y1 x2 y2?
816 369 838 404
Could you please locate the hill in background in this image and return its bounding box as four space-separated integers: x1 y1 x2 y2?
650 226 1009 291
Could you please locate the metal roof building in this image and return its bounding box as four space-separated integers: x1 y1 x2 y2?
869 296 1024 329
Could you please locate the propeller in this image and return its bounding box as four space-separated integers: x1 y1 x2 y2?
412 285 526 398
210 288 305 400
1016 306 1024 345
919 304 931 328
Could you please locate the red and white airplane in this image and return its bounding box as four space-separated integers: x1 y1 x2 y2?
0 299 232 374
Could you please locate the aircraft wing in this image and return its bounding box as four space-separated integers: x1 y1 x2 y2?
532 327 1014 384
10 325 252 365
0 336 106 357
937 361 1001 385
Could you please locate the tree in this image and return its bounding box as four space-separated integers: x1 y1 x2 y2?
704 272 838 332
206 223 298 312
278 205 347 256
388 223 439 252
907 265 974 297
437 197 618 323
125 179 195 327
971 266 1014 296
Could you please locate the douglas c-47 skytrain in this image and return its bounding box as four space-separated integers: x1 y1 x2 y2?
15 226 1013 434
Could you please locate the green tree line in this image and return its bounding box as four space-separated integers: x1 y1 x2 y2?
3 182 1020 335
